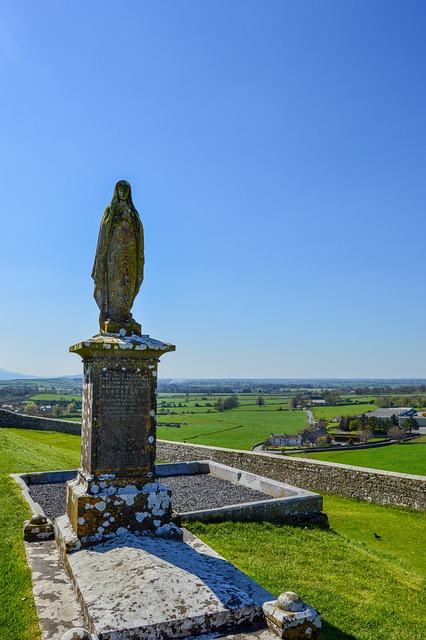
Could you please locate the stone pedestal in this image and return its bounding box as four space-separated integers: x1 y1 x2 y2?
63 333 180 547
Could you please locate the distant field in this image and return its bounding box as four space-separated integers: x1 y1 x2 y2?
311 402 375 420
28 394 82 402
157 396 306 449
300 442 426 476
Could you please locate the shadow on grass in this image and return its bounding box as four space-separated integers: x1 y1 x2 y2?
322 620 357 639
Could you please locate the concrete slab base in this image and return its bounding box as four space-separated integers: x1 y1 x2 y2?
24 540 86 639
54 523 274 639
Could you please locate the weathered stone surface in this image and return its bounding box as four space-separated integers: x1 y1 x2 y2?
92 180 144 336
25 529 279 640
61 628 93 640
157 440 426 511
23 512 55 541
59 529 274 639
25 539 85 639
67 334 176 543
0 407 80 434
262 592 321 639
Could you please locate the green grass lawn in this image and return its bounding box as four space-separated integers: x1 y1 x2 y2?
0 429 80 640
1 427 425 639
299 442 426 476
157 408 307 449
188 495 426 640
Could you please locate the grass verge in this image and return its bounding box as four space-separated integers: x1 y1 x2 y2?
0 429 80 640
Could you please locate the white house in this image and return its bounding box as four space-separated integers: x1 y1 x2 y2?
268 433 302 447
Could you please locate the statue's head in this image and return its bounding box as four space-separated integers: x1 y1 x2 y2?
115 180 131 202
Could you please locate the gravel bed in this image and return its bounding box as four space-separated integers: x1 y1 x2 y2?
28 473 272 520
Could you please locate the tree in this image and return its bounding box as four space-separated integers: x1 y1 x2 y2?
67 402 76 414
388 426 405 443
223 396 239 410
290 396 301 409
358 429 373 443
323 391 341 405
24 402 38 415
52 404 63 418
389 414 399 428
256 396 265 407
316 435 331 447
214 399 224 412
316 419 328 430
349 419 360 432
402 416 419 434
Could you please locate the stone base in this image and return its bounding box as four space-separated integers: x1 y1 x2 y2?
55 528 274 639
23 513 55 542
65 473 182 547
262 594 321 639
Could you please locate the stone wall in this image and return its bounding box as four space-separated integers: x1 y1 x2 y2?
2 411 424 510
157 440 426 511
0 408 81 435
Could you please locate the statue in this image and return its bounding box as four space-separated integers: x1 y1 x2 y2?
92 180 144 335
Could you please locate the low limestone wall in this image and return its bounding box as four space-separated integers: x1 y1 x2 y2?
0 408 81 435
157 440 426 511
2 411 424 510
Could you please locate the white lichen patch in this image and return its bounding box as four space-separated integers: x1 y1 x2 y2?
91 484 100 494
152 371 157 377
117 485 138 494
103 343 111 349
77 517 85 525
85 503 94 510
153 520 161 527
94 501 106 512
98 474 116 480
142 483 159 493
148 436 154 444
149 410 155 417
147 491 170 516
135 512 149 523
116 527 128 535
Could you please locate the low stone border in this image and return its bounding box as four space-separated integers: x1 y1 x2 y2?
157 440 426 510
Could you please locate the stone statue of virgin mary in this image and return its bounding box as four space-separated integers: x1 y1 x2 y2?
92 180 144 336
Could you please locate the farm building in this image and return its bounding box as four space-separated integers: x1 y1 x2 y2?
269 433 302 447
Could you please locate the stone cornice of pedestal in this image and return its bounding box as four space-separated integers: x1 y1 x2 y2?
70 333 176 359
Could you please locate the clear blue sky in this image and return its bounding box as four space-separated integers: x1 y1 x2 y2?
1 1 426 378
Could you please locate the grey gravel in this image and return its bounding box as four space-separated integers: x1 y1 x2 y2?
28 474 271 520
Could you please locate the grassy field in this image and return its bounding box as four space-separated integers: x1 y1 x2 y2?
299 441 426 476
188 495 426 640
156 394 306 449
311 402 375 420
28 394 82 402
